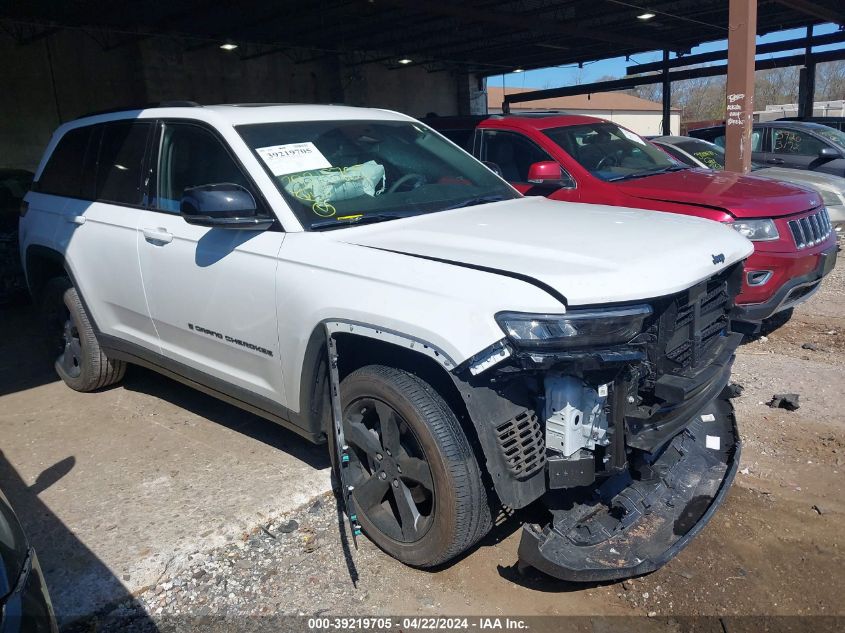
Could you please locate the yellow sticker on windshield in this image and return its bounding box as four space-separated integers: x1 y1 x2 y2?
337 214 363 221
312 201 336 217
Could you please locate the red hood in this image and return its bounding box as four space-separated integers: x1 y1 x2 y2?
614 168 822 218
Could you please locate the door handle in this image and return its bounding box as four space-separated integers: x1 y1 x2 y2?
66 215 86 225
767 158 785 165
142 228 173 244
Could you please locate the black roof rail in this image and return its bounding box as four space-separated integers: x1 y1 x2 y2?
77 101 202 120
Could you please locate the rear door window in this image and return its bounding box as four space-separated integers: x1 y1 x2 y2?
771 128 825 156
37 127 96 198
94 122 153 205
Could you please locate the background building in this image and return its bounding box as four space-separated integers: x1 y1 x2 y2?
755 99 845 121
488 86 681 136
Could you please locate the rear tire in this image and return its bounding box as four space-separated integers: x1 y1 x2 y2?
40 277 126 392
334 364 491 567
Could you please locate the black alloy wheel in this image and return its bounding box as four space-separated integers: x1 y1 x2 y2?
344 396 435 543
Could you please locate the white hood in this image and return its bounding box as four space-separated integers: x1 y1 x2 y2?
335 197 753 306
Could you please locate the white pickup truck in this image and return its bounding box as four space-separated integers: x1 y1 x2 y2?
20 104 752 580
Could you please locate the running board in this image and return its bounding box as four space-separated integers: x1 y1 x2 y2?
518 396 739 582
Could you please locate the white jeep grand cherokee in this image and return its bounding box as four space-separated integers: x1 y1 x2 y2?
20 104 753 580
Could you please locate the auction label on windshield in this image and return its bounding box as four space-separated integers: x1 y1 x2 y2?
256 142 332 176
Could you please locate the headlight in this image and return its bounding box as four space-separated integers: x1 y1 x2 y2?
729 219 779 241
496 305 652 350
820 190 843 207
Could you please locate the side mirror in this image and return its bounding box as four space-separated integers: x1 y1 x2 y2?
819 147 841 159
527 161 575 189
481 161 503 177
180 184 273 230
527 161 562 183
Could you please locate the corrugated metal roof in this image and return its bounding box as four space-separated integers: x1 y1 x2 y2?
0 1 838 76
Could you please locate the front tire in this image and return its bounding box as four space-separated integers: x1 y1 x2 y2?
40 277 126 392
336 365 491 567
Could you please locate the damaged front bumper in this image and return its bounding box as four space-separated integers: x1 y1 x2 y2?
518 394 739 582
451 264 746 582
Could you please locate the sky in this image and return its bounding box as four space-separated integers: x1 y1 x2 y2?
495 22 844 90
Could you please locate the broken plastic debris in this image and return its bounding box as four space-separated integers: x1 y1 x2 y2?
724 383 744 398
701 413 716 422
705 435 721 450
767 393 800 411
740 467 750 475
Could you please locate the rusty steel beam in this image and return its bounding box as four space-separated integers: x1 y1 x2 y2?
501 45 845 111
626 29 845 75
724 0 757 174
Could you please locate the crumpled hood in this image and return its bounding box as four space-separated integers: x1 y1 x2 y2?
615 168 822 218
335 197 753 306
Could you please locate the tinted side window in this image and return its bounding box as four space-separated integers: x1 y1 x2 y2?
38 127 94 198
94 122 152 205
771 128 825 156
155 123 252 213
709 131 762 151
480 130 553 182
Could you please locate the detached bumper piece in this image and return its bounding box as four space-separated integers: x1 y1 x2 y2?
518 396 739 582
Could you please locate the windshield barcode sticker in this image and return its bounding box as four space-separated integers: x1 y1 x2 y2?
256 142 331 176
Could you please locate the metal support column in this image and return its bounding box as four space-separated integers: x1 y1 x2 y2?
661 49 671 136
724 0 758 174
798 25 816 118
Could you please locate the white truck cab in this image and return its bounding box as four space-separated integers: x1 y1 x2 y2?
20 103 753 580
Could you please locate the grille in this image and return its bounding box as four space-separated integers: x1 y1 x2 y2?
664 273 731 370
494 410 545 479
789 208 832 249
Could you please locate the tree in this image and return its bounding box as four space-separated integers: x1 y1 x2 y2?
815 59 845 102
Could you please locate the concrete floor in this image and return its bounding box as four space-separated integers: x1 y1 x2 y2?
0 303 331 619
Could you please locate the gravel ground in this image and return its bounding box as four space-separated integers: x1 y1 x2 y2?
68 493 422 632
64 240 845 631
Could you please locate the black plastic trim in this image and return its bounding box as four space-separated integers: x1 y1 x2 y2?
98 333 322 443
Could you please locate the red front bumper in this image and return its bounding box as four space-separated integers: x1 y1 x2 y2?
735 239 837 321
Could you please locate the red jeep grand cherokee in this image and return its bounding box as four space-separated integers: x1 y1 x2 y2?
430 114 837 322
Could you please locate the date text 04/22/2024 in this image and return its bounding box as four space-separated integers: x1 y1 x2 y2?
306 618 529 631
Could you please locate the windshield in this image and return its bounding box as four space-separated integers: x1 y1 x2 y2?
237 119 518 230
673 139 767 171
675 139 726 169
544 122 684 182
811 124 845 148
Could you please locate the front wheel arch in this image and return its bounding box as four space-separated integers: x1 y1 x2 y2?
296 327 495 495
